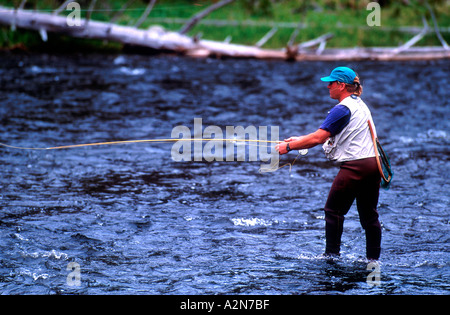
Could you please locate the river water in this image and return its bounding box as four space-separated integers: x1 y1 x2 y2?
0 53 448 295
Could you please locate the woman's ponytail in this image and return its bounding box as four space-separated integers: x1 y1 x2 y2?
345 75 363 96
353 76 363 96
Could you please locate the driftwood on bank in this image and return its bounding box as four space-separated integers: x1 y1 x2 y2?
0 5 448 61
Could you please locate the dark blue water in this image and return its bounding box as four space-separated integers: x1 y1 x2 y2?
0 53 449 295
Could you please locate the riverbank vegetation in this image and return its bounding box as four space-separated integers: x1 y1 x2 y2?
0 0 448 53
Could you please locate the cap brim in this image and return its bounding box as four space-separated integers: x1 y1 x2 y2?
320 76 335 82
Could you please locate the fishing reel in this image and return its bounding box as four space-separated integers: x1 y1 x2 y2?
298 149 308 156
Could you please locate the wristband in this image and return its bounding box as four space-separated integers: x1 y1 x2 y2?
286 142 291 152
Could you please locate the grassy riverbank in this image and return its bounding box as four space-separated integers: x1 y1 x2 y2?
1 0 448 52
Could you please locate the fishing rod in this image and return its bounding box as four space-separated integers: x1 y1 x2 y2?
0 138 308 173
0 138 282 151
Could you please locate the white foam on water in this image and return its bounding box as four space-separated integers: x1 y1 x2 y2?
118 66 146 76
231 217 278 227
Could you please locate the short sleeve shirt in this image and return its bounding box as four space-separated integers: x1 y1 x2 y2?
319 104 351 137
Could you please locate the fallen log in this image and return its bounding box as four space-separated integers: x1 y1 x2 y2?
0 6 448 61
297 46 450 61
0 6 195 52
0 5 283 58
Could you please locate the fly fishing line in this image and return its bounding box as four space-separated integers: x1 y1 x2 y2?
0 138 308 173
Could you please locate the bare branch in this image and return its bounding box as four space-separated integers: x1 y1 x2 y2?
298 33 334 49
256 27 278 48
179 0 235 35
287 22 303 47
18 0 27 10
85 0 98 26
316 40 326 55
39 28 47 42
425 1 449 50
111 0 136 23
135 0 157 28
53 0 72 15
295 33 333 58
393 16 429 54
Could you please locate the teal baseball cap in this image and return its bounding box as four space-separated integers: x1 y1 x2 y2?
321 66 356 84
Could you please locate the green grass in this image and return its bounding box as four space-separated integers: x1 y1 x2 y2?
0 0 448 51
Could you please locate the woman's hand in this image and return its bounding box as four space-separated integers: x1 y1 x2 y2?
276 130 330 155
275 142 288 155
275 136 304 155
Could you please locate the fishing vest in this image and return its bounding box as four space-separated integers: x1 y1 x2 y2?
322 95 376 162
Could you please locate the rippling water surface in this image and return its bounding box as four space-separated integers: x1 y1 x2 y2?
0 53 449 295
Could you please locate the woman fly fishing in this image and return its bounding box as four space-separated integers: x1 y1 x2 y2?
276 66 382 261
